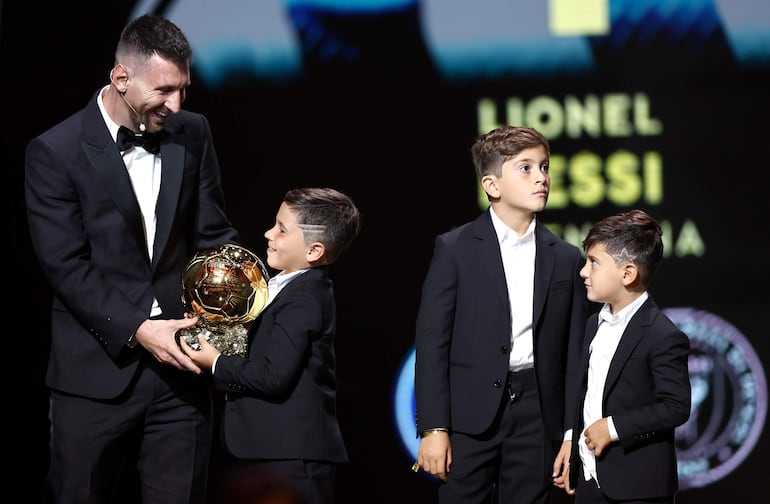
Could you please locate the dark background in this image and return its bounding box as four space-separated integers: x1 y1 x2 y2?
3 1 769 502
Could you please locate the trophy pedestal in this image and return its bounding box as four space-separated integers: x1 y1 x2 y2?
179 319 248 358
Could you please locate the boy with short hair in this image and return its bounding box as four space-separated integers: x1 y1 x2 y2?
557 209 691 503
414 125 589 503
181 187 361 504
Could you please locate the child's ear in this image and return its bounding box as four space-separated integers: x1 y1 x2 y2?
480 175 500 199
621 263 639 286
306 242 326 264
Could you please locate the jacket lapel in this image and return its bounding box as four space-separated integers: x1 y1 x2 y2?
604 298 656 397
152 128 185 268
474 211 509 307
533 221 556 327
82 94 149 262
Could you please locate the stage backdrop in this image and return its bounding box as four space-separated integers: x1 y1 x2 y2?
4 1 769 502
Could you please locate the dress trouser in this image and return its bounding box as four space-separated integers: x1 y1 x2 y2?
438 368 553 504
46 355 212 504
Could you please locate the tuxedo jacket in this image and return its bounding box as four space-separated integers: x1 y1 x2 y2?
414 210 588 441
25 89 239 399
213 267 348 463
568 296 691 500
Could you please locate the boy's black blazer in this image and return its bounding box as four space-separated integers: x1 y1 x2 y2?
213 266 348 463
568 296 691 500
415 209 588 443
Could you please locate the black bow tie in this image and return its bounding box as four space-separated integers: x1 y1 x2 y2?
117 126 161 155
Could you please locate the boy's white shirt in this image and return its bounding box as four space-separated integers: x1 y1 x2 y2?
211 269 309 372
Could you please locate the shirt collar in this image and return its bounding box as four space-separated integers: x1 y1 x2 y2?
96 85 122 142
268 269 308 291
489 207 536 246
599 291 649 326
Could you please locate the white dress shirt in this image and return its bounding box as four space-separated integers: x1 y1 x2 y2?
265 269 308 307
97 86 163 317
489 208 536 371
579 291 649 486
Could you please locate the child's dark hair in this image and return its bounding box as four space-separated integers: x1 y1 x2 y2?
471 125 550 179
583 209 664 286
283 188 361 264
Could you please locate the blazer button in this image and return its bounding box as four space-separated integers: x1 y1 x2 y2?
500 346 509 354
494 379 503 388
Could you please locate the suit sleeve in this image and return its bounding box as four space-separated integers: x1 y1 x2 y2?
613 322 691 448
414 234 456 435
214 285 325 399
25 137 147 358
190 114 240 249
564 246 590 433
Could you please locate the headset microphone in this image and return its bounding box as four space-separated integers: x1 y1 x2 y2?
119 91 146 132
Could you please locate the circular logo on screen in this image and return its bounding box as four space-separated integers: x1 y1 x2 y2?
664 308 767 489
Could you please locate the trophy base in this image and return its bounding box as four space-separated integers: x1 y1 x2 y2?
179 320 248 358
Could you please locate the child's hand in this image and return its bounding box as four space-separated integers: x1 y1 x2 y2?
179 332 221 370
584 418 612 457
416 431 452 482
552 440 574 494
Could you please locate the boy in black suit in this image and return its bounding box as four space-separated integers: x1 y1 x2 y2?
181 187 361 504
555 209 691 503
414 126 589 503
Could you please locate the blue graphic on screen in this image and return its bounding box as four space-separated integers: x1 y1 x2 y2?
394 345 419 461
421 0 597 78
130 0 769 88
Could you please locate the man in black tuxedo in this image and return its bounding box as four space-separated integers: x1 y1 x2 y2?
414 126 589 503
25 14 239 504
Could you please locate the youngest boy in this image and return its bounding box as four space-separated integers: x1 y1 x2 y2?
557 209 691 503
181 187 361 504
